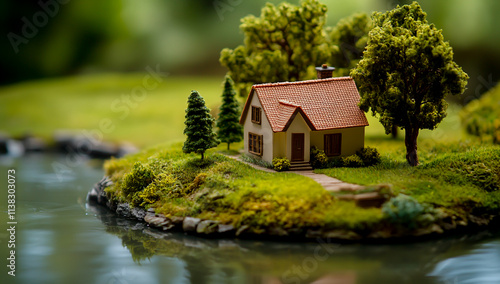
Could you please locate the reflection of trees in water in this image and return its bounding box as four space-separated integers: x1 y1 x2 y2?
88 202 500 284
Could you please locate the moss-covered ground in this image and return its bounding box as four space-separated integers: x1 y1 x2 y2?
104 142 383 233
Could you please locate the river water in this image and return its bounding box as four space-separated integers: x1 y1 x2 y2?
0 153 499 284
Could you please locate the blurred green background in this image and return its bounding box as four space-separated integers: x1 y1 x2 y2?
1 0 499 147
2 0 499 90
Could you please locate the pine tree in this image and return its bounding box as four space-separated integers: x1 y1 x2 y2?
183 90 220 160
216 76 243 150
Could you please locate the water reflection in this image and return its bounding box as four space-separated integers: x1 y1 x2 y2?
429 242 500 283
87 200 500 284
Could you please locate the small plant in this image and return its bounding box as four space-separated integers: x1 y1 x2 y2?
382 194 427 229
272 157 291 172
310 146 328 169
342 154 364 167
357 147 381 166
122 162 155 199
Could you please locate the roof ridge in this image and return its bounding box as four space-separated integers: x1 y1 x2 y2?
253 76 353 89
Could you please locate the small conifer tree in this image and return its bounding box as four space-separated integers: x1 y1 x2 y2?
216 76 243 150
183 90 219 160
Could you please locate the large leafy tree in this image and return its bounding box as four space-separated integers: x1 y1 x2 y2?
216 76 243 150
328 13 372 76
351 2 468 166
220 0 333 97
183 91 220 160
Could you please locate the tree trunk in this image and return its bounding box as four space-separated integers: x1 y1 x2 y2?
404 127 419 166
201 151 205 160
391 125 398 139
227 143 230 151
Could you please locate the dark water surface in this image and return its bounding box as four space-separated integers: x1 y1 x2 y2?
0 153 499 284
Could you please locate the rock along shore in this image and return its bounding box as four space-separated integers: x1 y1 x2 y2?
87 176 500 243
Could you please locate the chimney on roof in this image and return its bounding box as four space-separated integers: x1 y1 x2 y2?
315 64 335 79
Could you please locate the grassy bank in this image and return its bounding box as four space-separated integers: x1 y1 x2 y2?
104 143 383 233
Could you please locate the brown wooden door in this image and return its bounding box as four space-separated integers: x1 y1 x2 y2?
291 133 305 161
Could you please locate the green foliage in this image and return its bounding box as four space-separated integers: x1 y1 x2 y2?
216 76 243 149
351 2 469 165
342 154 364 168
184 173 208 195
122 162 155 200
310 146 328 169
272 157 291 172
133 173 178 207
183 90 220 159
423 148 500 192
382 194 428 229
356 147 381 166
220 0 333 97
241 154 273 169
328 13 372 76
460 83 500 144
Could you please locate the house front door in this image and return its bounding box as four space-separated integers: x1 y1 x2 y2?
291 133 304 161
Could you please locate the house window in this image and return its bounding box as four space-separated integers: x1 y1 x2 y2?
251 106 261 125
324 133 342 156
248 132 263 156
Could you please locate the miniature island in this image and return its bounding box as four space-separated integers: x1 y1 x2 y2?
88 1 500 241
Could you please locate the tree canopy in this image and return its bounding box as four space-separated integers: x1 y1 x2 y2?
183 90 220 160
328 13 372 76
220 0 334 97
216 76 243 150
351 2 468 166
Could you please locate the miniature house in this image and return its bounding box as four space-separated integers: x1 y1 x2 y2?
240 65 368 165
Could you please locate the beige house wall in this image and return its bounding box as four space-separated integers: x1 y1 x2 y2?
273 132 286 159
310 126 365 156
243 93 274 163
285 113 311 162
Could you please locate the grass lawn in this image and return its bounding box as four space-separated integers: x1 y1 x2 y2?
0 74 230 147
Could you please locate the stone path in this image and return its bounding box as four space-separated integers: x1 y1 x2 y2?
226 155 364 192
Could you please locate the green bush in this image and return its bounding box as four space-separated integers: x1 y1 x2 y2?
122 162 155 199
272 157 291 172
423 148 500 192
460 84 500 143
382 194 427 229
310 146 328 169
342 154 364 167
357 147 381 166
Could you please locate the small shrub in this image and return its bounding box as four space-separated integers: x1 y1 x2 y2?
272 157 291 172
122 162 155 199
326 157 344 168
310 146 328 169
342 154 364 167
184 173 208 195
382 194 426 229
357 147 381 166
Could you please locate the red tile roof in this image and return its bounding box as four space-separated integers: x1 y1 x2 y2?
240 77 369 132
